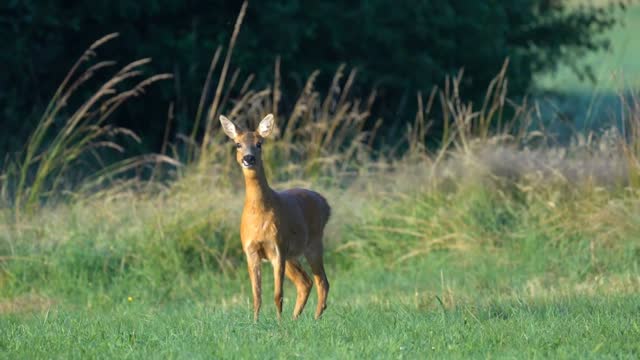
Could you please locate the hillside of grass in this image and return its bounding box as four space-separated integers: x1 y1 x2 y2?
534 2 640 134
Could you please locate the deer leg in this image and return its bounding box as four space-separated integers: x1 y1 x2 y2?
285 259 313 319
246 250 262 322
306 251 330 320
272 255 286 321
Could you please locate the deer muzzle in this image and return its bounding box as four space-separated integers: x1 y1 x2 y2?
242 155 256 168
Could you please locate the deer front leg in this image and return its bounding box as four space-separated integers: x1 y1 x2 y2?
272 255 286 321
246 250 262 322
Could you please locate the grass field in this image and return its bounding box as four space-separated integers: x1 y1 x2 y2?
0 190 640 358
537 2 640 92
3 10 640 358
535 2 640 133
3 152 640 358
2 286 639 358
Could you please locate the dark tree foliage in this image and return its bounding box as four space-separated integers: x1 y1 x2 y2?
0 0 623 154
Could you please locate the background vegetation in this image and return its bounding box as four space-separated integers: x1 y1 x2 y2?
0 0 626 154
2 0 640 358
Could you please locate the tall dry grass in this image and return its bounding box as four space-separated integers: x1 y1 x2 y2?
0 33 178 220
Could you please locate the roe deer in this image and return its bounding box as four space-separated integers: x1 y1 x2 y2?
219 113 331 321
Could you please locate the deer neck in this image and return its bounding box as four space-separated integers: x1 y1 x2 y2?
243 166 273 208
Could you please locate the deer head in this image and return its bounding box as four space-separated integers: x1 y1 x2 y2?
219 114 275 171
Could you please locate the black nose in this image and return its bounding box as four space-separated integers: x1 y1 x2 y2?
242 155 256 165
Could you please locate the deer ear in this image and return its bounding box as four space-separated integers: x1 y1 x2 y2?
219 115 240 139
257 114 275 138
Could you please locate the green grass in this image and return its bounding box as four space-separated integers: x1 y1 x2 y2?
2 234 640 359
2 288 639 358
2 173 640 358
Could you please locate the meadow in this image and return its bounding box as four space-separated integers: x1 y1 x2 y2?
2 18 640 359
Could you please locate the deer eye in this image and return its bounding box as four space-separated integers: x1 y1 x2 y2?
256 142 262 149
235 143 242 149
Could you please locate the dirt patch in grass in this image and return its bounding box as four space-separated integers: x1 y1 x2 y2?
0 294 55 315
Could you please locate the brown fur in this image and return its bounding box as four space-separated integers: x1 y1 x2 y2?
220 114 331 321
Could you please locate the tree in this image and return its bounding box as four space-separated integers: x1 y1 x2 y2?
0 0 625 155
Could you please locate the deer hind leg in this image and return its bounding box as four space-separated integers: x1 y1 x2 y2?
306 249 330 320
285 259 313 319
246 250 262 322
272 256 286 321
